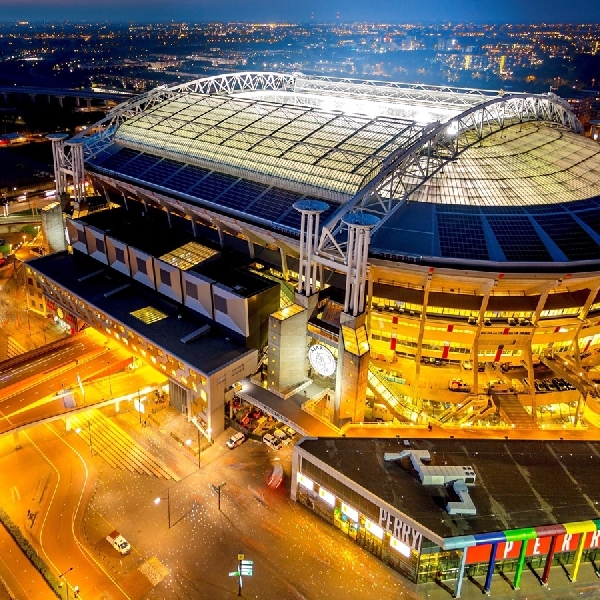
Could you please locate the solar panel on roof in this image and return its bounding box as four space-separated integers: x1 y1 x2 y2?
246 187 303 221
436 211 489 260
98 147 140 171
486 216 552 262
191 171 238 202
212 179 268 211
142 159 185 185
119 153 160 178
525 204 567 214
572 207 600 239
534 213 600 261
165 165 211 193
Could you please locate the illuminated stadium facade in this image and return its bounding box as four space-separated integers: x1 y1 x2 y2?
27 72 600 440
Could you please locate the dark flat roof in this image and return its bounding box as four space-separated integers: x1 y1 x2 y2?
297 437 600 540
29 251 253 375
81 206 276 298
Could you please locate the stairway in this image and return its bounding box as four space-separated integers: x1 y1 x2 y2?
492 392 535 429
70 409 179 480
367 367 419 423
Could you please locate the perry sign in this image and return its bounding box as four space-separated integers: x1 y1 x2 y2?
466 529 600 564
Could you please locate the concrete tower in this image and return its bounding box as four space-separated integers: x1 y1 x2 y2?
266 200 329 396
334 212 379 425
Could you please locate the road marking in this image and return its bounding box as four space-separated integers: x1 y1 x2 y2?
25 427 131 600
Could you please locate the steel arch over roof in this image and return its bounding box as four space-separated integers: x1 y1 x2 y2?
72 72 584 260
318 91 584 256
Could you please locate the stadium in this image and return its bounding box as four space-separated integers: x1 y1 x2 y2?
26 71 600 438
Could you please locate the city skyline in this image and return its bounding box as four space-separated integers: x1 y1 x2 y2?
0 0 600 24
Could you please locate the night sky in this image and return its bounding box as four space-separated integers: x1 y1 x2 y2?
0 0 599 23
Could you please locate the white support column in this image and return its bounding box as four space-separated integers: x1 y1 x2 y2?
293 200 329 298
342 212 379 317
68 140 87 204
46 133 69 196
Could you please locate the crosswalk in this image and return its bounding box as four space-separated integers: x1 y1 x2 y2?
70 409 179 481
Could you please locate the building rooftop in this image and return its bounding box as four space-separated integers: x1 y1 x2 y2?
29 251 254 375
297 437 600 542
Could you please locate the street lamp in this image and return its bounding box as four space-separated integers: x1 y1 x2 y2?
154 487 172 529
58 566 74 599
106 361 112 397
212 482 226 512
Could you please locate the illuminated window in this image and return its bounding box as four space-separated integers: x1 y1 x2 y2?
390 536 411 557
365 519 383 539
318 487 335 506
159 241 219 270
297 474 314 491
130 307 168 324
341 503 358 522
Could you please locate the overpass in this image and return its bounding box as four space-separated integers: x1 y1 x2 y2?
0 85 135 109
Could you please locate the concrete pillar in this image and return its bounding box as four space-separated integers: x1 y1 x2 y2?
29 94 36 103
334 310 370 425
46 133 69 196
75 96 80 107
67 140 86 203
293 200 328 297
2 92 7 103
13 431 21 450
57 96 64 108
114 400 120 413
86 98 92 110
415 270 434 377
47 94 51 103
65 416 72 431
342 212 379 316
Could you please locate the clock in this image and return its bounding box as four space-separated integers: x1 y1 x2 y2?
308 344 337 378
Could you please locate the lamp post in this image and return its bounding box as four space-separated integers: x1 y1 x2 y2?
106 361 112 397
212 482 226 511
154 488 171 529
58 566 73 599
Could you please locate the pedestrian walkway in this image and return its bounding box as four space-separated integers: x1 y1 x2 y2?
71 409 180 480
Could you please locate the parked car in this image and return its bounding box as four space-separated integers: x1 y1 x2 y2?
226 431 246 449
448 378 472 392
263 433 282 450
462 361 473 371
478 362 486 372
273 428 292 445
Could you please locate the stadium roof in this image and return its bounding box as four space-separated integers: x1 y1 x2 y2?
113 93 425 201
79 72 600 268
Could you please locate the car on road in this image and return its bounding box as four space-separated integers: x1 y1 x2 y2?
263 433 282 450
106 530 131 555
226 431 246 449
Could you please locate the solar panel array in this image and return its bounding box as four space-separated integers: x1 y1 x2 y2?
486 215 552 262
90 146 339 232
436 212 489 260
431 202 600 263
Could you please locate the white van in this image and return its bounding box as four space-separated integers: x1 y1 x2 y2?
273 428 291 445
263 433 282 450
226 431 246 449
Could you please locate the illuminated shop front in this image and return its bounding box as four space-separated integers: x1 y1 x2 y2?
292 437 600 597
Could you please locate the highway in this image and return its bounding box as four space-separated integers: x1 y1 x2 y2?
0 333 98 388
0 425 129 599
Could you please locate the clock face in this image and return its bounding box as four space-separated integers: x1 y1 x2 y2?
308 344 337 378
57 306 64 319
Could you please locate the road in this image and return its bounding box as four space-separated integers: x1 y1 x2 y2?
0 333 98 388
0 424 129 599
